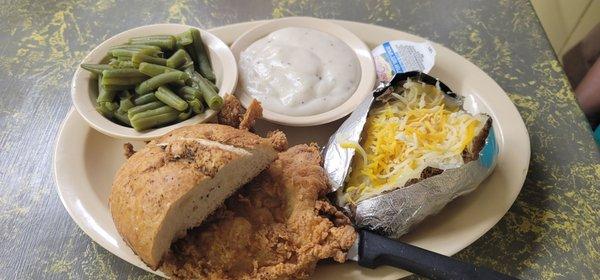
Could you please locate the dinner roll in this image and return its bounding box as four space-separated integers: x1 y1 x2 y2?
109 124 277 269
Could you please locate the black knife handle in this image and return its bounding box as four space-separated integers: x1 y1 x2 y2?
358 230 518 280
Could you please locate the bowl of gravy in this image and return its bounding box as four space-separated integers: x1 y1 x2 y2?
231 17 376 126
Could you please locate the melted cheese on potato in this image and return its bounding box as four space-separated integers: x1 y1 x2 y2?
343 80 486 204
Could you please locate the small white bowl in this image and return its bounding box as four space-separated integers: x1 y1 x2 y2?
230 17 376 126
71 24 238 141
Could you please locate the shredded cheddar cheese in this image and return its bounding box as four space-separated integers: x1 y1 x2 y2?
343 80 486 204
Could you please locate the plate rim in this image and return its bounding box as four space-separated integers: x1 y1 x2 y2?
54 19 530 279
52 108 167 277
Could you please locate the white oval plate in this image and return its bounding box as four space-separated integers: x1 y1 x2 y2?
71 24 238 141
54 20 530 280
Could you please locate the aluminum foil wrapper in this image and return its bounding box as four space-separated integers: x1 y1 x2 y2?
323 71 498 239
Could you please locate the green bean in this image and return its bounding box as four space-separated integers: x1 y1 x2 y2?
169 81 186 88
131 111 179 131
138 62 175 77
166 49 190 69
127 101 165 119
109 44 161 51
129 47 161 57
177 86 202 99
116 91 134 119
114 110 131 126
138 62 186 87
129 35 176 50
110 48 161 58
181 92 195 101
179 49 194 69
81 64 111 75
130 105 178 120
188 28 215 82
178 107 193 121
118 88 133 99
185 67 218 91
112 47 163 57
199 72 219 92
140 63 171 75
117 56 131 61
96 101 118 118
187 98 204 114
102 84 136 91
101 76 147 86
119 96 135 112
135 71 189 95
97 74 117 103
177 86 204 114
201 89 222 110
155 86 188 111
102 68 147 78
149 49 165 58
110 49 137 57
119 89 133 98
119 46 150 51
132 53 167 66
189 71 222 109
175 30 194 47
134 92 158 105
108 60 135 69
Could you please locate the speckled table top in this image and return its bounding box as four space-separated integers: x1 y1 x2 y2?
0 0 598 279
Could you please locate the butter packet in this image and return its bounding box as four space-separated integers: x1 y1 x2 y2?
372 40 436 82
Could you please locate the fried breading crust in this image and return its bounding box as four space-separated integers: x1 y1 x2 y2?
217 94 246 128
161 145 357 280
217 95 262 131
239 99 262 131
123 143 135 158
266 130 288 152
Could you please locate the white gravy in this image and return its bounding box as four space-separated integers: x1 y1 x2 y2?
238 27 360 116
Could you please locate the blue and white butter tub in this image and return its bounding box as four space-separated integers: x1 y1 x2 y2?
372 40 436 82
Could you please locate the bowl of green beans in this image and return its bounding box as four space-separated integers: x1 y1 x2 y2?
71 24 237 140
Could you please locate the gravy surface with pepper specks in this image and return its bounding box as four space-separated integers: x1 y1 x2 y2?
238 27 360 116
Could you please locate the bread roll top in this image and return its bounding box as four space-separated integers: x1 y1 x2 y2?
110 124 277 269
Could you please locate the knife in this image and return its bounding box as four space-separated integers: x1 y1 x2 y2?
348 229 518 280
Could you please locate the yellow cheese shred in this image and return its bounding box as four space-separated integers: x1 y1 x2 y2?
342 80 483 204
